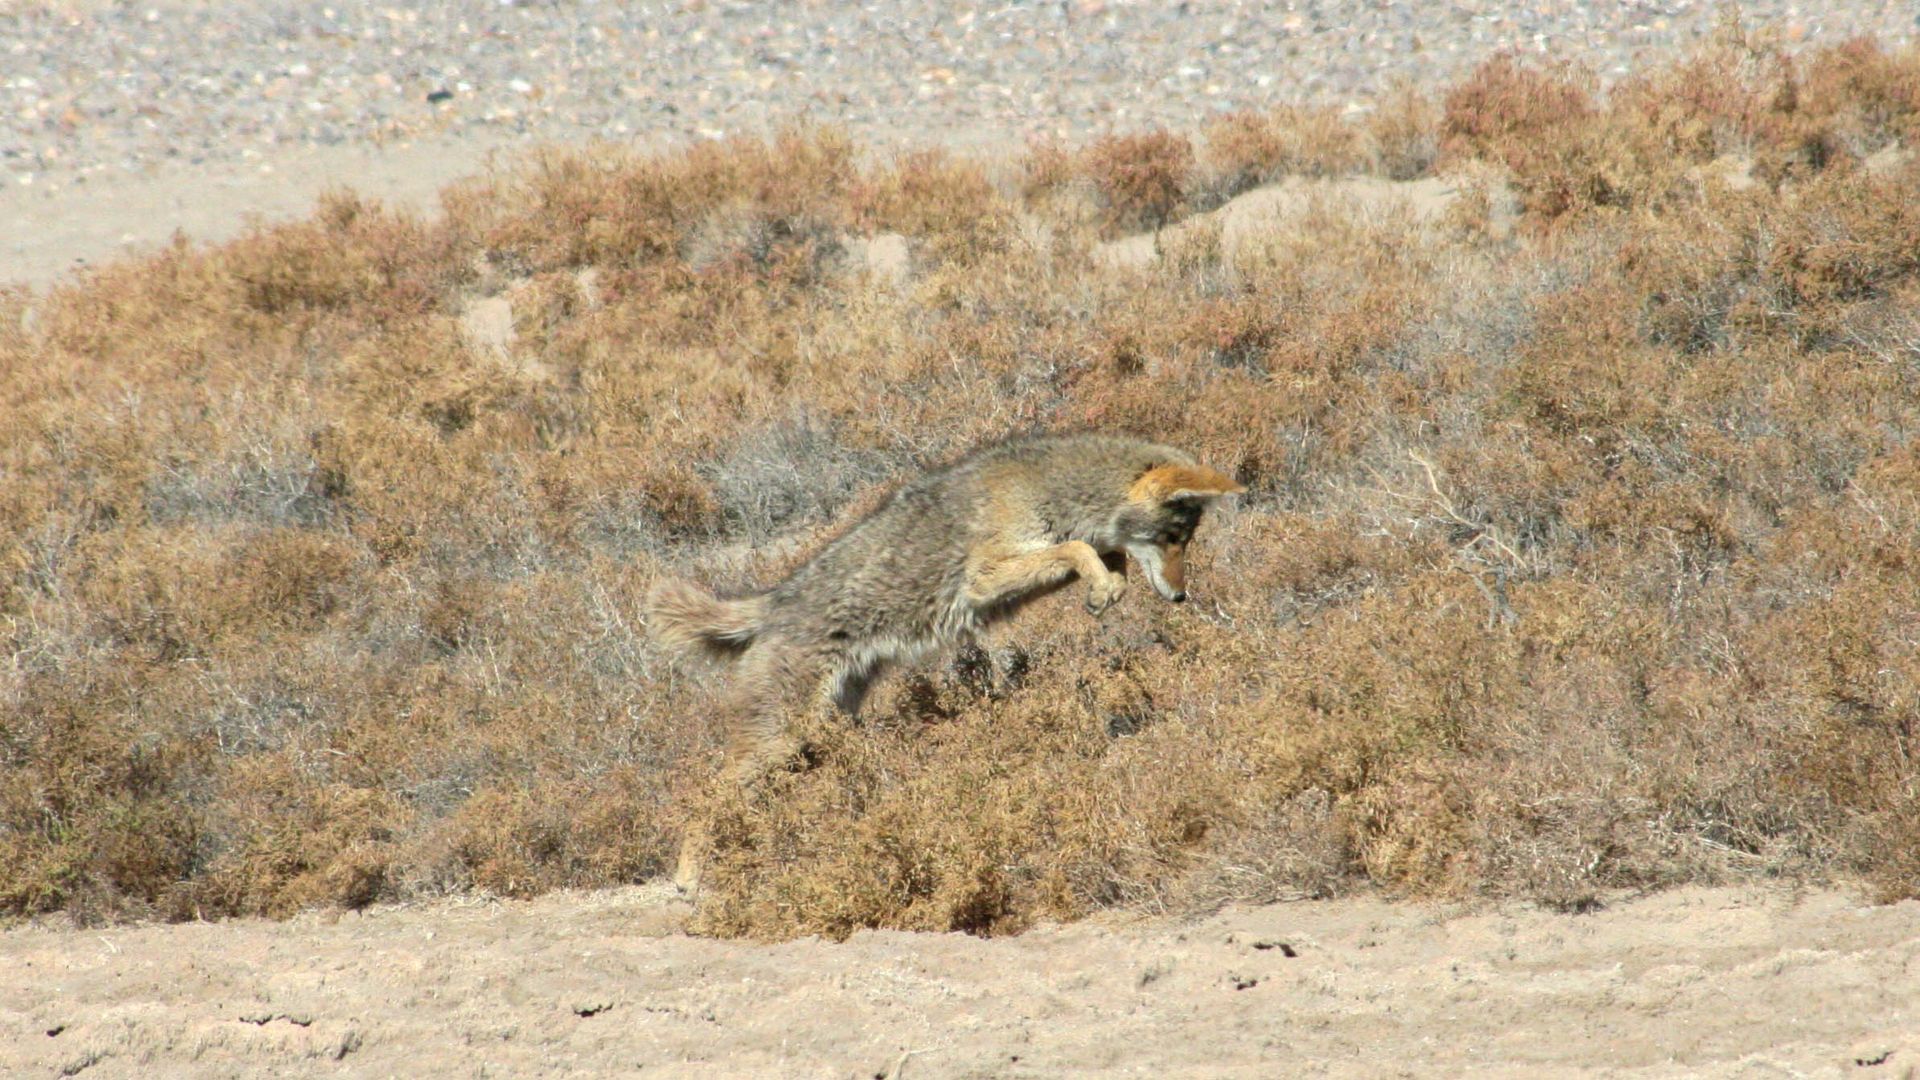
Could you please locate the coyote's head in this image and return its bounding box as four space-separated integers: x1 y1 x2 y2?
1121 463 1245 603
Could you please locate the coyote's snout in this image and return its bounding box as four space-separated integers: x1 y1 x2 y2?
649 434 1243 887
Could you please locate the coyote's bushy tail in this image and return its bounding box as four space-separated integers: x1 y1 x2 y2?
647 578 768 659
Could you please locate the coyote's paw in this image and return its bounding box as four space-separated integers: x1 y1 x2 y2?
1086 571 1127 615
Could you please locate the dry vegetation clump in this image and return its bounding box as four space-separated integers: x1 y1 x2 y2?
1440 23 1920 227
1081 129 1197 234
1041 96 1441 233
5 30 1920 935
1196 104 1368 206
852 149 1013 267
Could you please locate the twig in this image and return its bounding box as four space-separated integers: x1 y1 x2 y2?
888 1048 934 1078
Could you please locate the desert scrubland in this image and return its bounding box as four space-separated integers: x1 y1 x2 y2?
4 6 1920 1074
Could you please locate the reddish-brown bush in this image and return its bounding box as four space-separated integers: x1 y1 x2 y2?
1082 129 1195 233
5 37 1919 937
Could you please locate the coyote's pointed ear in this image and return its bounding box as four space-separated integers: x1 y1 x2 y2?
1129 464 1246 506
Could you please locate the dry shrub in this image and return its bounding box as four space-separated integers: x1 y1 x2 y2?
1199 111 1288 202
5 39 1920 936
1017 136 1079 205
225 190 462 321
1367 82 1441 181
1028 98 1423 238
1767 161 1920 318
194 780 403 917
854 149 1012 265
419 769 673 900
1439 54 1617 222
1442 23 1920 229
1199 104 1369 205
460 126 857 274
1081 129 1195 234
1798 38 1920 151
690 615 1263 939
1172 789 1351 909
0 690 203 922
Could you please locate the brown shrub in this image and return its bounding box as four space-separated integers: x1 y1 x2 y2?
1767 162 1920 314
461 127 857 274
1198 111 1288 202
853 149 1012 265
1082 129 1195 234
224 190 463 320
1367 82 1441 180
1440 24 1920 230
0 687 205 922
1440 54 1600 203
1798 37 1920 153
1017 136 1079 205
1196 105 1371 207
6 40 1920 936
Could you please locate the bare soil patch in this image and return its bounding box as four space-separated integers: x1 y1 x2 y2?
6 885 1918 1077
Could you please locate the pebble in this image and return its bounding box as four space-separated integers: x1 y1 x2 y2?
0 0 1915 189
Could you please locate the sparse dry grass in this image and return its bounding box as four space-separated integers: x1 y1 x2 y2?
4 30 1919 935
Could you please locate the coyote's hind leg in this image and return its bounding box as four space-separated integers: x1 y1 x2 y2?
674 642 837 893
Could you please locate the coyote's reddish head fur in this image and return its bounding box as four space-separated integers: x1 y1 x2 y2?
1128 463 1246 505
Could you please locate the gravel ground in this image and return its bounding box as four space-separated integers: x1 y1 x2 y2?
6 0 1917 191
3 1 1915 284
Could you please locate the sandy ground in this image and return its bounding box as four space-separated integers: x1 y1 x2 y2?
2 134 523 287
3 885 1917 1078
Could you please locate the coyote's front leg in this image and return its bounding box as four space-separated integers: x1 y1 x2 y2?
967 540 1127 615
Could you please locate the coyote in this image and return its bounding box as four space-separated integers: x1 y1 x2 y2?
649 433 1243 886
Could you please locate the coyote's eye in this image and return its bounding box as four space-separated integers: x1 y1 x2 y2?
1159 518 1198 546
1160 502 1203 537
